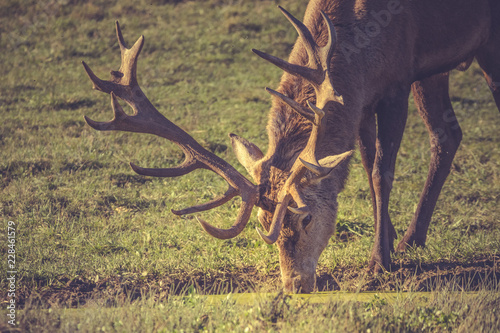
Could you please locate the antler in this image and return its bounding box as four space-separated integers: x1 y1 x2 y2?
254 7 351 244
82 22 258 239
253 6 344 106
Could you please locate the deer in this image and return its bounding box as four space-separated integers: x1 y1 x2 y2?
82 0 500 293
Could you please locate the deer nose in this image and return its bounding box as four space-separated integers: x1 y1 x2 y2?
283 274 314 293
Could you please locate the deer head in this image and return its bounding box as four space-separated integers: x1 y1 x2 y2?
241 7 351 292
82 7 351 293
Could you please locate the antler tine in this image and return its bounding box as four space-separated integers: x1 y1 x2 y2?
279 7 337 77
306 100 325 125
317 11 344 106
265 87 315 123
114 21 143 88
253 7 340 91
83 22 259 240
320 10 337 72
82 61 106 92
84 92 187 141
252 49 319 84
288 183 310 214
278 6 317 66
115 21 127 52
299 158 324 176
198 190 258 239
257 192 292 244
84 92 127 131
82 30 144 96
171 186 239 215
130 159 202 178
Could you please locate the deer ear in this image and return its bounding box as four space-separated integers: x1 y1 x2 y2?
229 133 264 178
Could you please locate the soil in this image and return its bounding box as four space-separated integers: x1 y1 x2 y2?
9 255 500 309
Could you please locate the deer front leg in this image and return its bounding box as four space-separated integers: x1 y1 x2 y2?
369 88 409 272
358 110 397 241
397 73 462 251
358 111 378 225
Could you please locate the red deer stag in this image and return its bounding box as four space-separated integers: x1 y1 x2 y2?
82 0 500 293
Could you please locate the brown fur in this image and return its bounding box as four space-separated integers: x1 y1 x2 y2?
240 0 499 292
85 0 500 294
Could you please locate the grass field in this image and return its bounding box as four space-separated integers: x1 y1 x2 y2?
1 0 499 331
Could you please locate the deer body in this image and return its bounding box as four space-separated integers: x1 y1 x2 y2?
83 0 499 293
250 0 498 290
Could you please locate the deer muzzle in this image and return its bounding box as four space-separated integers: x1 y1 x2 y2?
281 259 317 294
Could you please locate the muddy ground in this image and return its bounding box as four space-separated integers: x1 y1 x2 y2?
9 255 499 309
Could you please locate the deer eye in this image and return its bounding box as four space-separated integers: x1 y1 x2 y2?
302 214 312 229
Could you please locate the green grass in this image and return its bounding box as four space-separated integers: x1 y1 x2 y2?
4 287 500 332
0 0 499 331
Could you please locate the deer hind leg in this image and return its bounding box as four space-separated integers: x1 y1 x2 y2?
369 87 409 272
358 110 397 240
397 73 462 252
476 44 500 112
481 70 500 111
476 0 500 112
